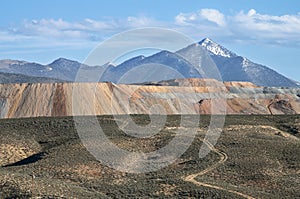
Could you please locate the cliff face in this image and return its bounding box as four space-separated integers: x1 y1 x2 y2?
0 80 299 119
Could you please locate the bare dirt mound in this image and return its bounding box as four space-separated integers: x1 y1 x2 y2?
0 80 299 118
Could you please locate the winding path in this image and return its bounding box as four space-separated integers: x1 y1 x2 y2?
182 139 256 199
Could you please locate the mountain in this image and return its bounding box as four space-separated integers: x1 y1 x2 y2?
0 58 102 82
100 38 299 87
198 38 299 87
48 58 86 80
100 51 202 83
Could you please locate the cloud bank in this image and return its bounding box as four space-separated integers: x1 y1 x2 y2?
1 9 300 53
175 9 300 45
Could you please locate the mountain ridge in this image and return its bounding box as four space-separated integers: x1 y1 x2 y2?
0 39 299 87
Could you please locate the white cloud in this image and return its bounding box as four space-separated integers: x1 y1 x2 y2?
199 9 226 27
233 9 300 34
247 9 257 17
175 9 226 27
2 16 161 42
0 31 32 42
175 13 197 25
175 9 300 45
0 16 165 57
1 9 300 54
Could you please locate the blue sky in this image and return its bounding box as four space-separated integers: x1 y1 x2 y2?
0 0 300 81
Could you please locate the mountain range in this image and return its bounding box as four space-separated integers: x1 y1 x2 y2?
0 38 299 87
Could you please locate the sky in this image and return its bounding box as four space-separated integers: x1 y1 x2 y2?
0 0 300 81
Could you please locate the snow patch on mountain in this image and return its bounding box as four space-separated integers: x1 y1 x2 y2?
242 57 252 67
199 38 236 58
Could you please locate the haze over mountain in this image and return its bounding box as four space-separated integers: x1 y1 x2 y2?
0 39 299 87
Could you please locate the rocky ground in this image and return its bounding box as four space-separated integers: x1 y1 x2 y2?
0 115 299 198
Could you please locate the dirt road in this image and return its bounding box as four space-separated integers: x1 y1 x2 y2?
182 139 256 199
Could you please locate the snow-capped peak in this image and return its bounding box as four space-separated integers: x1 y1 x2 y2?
199 38 236 58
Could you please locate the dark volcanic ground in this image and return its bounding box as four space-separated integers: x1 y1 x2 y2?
0 115 299 198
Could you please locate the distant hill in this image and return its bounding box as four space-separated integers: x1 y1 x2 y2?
0 58 103 82
0 71 63 84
